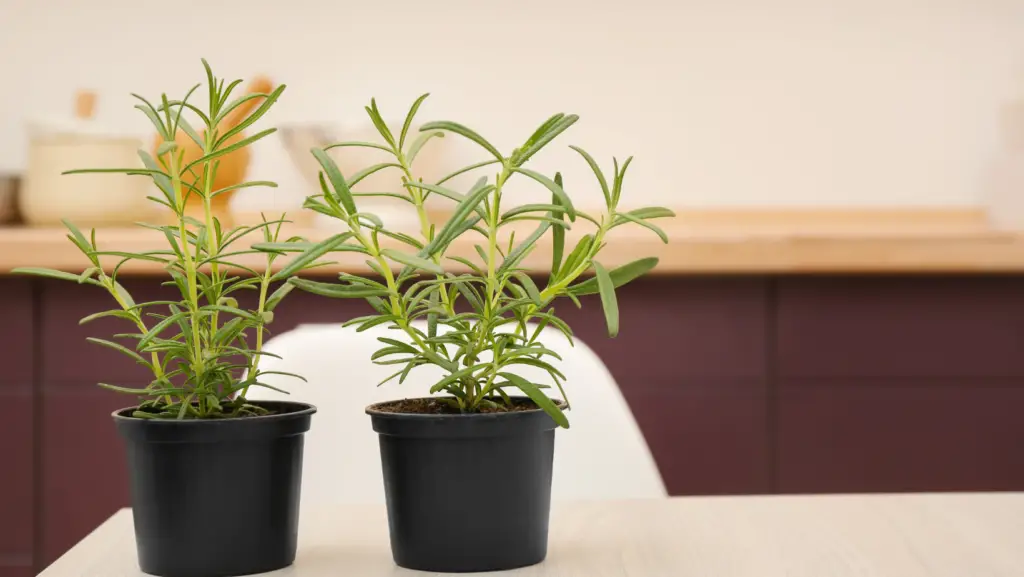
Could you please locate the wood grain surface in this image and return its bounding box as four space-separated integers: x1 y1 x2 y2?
38 493 1024 576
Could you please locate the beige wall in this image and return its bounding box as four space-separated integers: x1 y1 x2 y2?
1 0 1022 211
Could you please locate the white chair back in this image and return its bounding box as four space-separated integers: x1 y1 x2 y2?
250 322 666 506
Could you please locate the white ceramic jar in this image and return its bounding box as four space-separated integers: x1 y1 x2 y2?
20 116 154 226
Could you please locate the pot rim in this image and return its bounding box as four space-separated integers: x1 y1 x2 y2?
112 399 317 423
366 396 566 438
365 396 565 420
113 400 317 444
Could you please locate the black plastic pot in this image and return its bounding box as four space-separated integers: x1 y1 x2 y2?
113 400 316 577
367 398 560 573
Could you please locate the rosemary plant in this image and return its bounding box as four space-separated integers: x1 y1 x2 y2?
13 61 307 419
263 95 673 427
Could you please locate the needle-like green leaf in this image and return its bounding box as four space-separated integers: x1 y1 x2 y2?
514 114 578 166
87 337 151 367
325 141 393 153
348 163 403 188
435 158 501 186
400 93 430 151
499 373 569 428
271 233 349 281
420 120 504 162
10 267 103 286
366 99 396 147
406 130 444 164
288 278 391 299
568 257 659 296
382 248 445 275
614 211 669 243
593 261 619 338
550 173 567 278
619 207 676 220
511 168 576 221
311 148 358 216
569 145 611 207
497 222 551 276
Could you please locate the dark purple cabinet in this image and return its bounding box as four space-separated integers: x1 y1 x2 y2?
0 280 33 577
0 395 33 577
562 277 769 380
777 276 1024 379
775 277 1024 493
777 383 1024 493
0 565 34 577
629 384 770 494
0 280 33 386
4 273 1024 574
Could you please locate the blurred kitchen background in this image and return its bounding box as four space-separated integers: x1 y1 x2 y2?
4 1 1024 576
2 0 1024 211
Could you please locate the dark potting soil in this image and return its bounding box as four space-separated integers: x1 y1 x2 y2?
128 399 302 420
374 397 542 415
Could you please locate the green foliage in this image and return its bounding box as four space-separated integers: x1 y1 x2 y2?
12 61 311 419
268 95 674 427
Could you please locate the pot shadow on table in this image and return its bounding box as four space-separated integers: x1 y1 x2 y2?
281 544 400 575
281 542 635 575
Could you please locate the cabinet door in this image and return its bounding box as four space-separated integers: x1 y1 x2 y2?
629 383 769 494
0 564 35 577
0 395 33 568
0 280 34 570
776 276 1024 492
0 279 33 385
777 276 1024 379
777 384 1024 493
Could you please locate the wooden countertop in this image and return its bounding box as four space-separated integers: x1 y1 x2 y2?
3 208 1024 275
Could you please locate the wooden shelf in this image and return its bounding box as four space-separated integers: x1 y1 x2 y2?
2 208 1022 275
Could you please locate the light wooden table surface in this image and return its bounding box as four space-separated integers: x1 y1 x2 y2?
39 493 1024 576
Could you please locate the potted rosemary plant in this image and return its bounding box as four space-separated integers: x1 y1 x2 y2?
13 62 316 577
271 95 672 572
